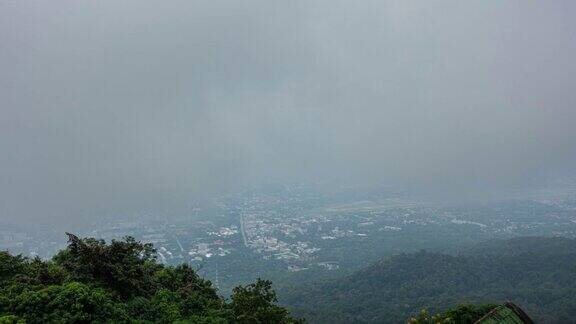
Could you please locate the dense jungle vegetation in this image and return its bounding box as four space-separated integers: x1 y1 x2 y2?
0 233 301 323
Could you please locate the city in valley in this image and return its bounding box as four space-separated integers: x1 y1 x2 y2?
2 184 576 293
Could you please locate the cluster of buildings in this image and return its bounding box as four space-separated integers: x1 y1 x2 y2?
3 190 576 282
243 213 321 262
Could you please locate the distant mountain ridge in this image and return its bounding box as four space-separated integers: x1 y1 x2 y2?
284 236 576 323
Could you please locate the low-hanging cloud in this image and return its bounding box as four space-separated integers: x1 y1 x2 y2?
1 0 576 222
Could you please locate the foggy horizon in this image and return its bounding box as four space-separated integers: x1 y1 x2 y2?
2 0 576 224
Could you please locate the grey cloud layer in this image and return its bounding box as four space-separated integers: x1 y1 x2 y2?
1 0 576 221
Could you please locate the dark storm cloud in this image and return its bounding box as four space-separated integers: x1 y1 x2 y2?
1 0 576 221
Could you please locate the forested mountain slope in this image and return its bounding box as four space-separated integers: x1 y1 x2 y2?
0 234 301 323
283 237 576 323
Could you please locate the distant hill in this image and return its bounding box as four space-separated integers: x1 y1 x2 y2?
283 236 576 323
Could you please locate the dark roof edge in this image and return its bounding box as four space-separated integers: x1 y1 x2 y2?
504 301 534 324
473 301 534 324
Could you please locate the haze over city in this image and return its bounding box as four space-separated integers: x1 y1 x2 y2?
3 1 576 323
3 1 576 224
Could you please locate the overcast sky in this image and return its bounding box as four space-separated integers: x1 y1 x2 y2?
1 0 576 223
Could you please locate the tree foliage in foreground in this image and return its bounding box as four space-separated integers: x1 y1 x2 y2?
0 233 302 323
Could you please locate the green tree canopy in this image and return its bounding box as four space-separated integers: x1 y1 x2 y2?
0 234 301 323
